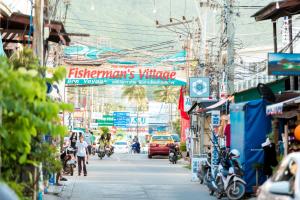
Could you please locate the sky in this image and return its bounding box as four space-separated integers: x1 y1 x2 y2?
63 0 275 50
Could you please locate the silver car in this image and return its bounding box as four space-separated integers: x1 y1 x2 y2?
257 153 300 200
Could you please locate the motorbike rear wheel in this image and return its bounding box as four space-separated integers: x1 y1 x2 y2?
216 177 224 199
226 181 245 200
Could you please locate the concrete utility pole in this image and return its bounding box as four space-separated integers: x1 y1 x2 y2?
33 1 44 199
33 0 44 66
225 0 235 94
194 0 220 155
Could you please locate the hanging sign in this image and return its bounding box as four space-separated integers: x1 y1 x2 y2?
113 112 130 127
96 115 114 126
189 77 210 98
184 96 192 112
211 110 220 127
65 66 186 86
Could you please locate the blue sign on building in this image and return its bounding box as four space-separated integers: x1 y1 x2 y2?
113 112 130 127
189 77 210 98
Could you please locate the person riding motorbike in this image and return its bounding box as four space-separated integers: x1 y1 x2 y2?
98 135 106 149
105 133 114 153
169 143 179 164
131 139 141 153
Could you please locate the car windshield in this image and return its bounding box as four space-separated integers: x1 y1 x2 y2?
171 135 180 142
114 142 127 145
152 135 172 141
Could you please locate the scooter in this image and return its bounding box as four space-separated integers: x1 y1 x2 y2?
197 153 211 184
215 154 246 200
97 145 106 159
61 147 76 176
205 148 228 196
168 144 179 164
131 142 141 154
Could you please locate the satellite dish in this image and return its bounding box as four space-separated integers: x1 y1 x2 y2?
257 83 276 103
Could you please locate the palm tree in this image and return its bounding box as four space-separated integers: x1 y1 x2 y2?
122 86 148 137
153 86 180 131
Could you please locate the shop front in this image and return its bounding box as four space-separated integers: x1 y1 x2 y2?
266 95 300 156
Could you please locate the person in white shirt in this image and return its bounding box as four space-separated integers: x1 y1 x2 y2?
76 135 88 176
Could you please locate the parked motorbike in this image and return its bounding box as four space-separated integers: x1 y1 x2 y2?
98 145 106 159
169 143 179 164
206 162 219 196
131 142 141 154
205 148 228 196
61 147 76 176
197 152 211 184
215 149 246 200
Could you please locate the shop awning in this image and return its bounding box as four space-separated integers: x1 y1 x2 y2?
197 98 228 113
266 96 300 116
252 0 300 21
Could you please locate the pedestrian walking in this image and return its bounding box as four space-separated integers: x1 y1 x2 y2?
70 132 78 156
76 135 88 176
84 131 92 164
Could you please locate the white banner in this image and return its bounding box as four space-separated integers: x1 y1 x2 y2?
191 157 203 182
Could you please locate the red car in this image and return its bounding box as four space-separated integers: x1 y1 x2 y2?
148 135 174 158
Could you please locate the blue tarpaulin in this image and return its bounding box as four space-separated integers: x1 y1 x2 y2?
230 99 271 192
0 34 5 56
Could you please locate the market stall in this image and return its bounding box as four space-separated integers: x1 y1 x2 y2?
266 96 300 156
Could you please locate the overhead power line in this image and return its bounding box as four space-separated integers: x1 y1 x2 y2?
74 34 174 43
65 24 177 37
65 20 172 33
65 17 157 28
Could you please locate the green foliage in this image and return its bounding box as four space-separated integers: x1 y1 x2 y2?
122 86 148 111
180 143 187 152
172 119 181 135
153 86 180 104
0 49 72 198
100 127 110 135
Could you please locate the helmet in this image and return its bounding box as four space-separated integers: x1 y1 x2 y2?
229 149 240 158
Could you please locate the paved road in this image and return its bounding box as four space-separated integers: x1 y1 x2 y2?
47 154 215 200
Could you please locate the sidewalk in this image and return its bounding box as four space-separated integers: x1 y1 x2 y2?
178 157 191 165
44 176 77 200
44 185 64 200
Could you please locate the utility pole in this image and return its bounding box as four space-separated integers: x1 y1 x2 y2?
33 1 44 199
33 0 45 66
194 0 220 155
136 106 139 138
225 0 235 94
